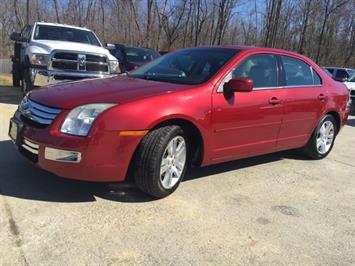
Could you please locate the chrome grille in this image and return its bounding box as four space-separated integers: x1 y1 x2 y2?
22 138 39 155
19 97 61 125
50 51 109 73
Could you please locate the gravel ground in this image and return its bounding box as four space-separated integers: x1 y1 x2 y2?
0 86 354 265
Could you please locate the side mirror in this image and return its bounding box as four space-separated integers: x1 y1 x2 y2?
224 78 253 92
10 32 27 42
106 43 115 50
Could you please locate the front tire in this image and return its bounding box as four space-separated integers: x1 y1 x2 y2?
21 68 34 95
133 125 189 198
303 114 337 159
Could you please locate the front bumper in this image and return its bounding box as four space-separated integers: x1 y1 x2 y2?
9 110 144 182
31 68 116 87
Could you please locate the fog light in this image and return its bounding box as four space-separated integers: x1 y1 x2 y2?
45 147 81 163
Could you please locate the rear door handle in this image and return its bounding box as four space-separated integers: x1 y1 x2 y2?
318 94 327 101
269 97 281 105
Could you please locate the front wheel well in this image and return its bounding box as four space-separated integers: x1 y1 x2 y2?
152 119 204 167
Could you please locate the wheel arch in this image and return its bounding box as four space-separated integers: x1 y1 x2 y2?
325 110 341 133
150 117 205 167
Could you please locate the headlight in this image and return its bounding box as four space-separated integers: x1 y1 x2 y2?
109 60 120 74
30 53 48 66
60 104 116 136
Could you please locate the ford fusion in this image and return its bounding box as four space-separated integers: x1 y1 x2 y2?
9 46 350 198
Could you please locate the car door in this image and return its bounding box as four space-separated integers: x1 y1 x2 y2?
211 53 284 162
276 55 326 149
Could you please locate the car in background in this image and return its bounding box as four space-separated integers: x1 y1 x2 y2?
9 46 350 198
108 44 160 72
324 67 355 114
323 67 355 83
10 22 120 94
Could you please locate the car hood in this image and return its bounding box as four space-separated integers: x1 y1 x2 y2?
344 81 355 91
29 76 193 109
28 40 117 61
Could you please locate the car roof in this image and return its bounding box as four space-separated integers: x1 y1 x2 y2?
34 22 91 32
189 45 305 55
324 67 354 71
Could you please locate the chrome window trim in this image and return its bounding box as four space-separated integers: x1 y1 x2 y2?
217 82 323 93
217 53 324 93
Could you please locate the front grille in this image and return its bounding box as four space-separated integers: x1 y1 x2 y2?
50 52 109 73
351 90 355 97
20 98 61 126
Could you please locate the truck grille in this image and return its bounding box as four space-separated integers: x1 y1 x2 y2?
19 97 62 126
50 52 109 73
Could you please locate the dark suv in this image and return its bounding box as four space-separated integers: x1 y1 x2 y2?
324 67 355 82
108 44 160 72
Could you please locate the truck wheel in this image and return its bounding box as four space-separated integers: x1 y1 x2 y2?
303 114 337 159
133 125 189 198
21 68 34 95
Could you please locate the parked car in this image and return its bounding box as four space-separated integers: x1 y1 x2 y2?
108 44 160 72
323 67 355 82
10 22 120 94
324 67 355 114
9 46 350 198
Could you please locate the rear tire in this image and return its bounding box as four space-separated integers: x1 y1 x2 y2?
12 62 21 87
133 125 189 198
303 114 337 159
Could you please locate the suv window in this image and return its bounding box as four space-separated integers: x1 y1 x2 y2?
326 68 334 74
281 56 318 86
231 54 278 88
335 69 349 79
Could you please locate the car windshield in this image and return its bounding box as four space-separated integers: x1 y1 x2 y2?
349 74 355 82
126 47 160 63
34 25 101 47
130 48 238 85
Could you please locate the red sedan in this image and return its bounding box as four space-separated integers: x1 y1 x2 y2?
9 46 350 197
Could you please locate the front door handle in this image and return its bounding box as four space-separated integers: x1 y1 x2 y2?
269 97 281 105
318 94 327 101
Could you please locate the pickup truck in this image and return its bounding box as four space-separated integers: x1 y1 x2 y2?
10 22 120 94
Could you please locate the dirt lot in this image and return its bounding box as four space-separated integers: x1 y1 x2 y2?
0 85 354 265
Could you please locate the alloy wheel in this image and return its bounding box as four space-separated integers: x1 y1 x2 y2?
316 120 335 155
160 136 186 189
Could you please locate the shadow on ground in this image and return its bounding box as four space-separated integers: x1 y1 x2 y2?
0 86 22 105
347 118 355 127
0 139 307 203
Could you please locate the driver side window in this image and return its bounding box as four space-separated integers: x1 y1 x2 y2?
218 54 278 92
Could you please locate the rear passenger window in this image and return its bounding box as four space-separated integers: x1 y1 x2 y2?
281 56 317 86
312 70 322 85
231 54 278 88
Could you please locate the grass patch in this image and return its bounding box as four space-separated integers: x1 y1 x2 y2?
0 74 12 86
